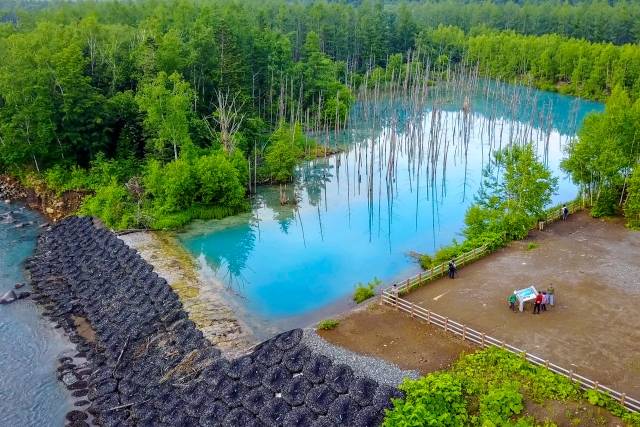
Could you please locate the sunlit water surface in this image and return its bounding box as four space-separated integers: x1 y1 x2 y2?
179 82 603 339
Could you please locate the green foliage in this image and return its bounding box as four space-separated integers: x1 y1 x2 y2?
136 72 194 161
43 155 138 195
585 390 640 426
465 144 558 242
385 348 583 426
353 277 381 304
142 152 248 229
479 383 524 425
80 180 137 230
624 167 640 228
562 88 640 223
526 243 538 251
418 254 433 270
317 319 340 331
384 373 468 427
264 122 305 183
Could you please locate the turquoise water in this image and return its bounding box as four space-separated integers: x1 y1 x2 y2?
0 203 71 426
179 81 603 337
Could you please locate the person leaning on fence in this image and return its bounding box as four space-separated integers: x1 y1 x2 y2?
508 291 517 312
533 291 543 314
547 284 555 306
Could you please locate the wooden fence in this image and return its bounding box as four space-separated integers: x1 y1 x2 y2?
384 200 584 295
381 291 640 413
391 245 488 295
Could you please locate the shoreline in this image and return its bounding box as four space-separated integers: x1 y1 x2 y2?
118 230 256 357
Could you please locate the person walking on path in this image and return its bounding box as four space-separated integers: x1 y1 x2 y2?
508 292 517 312
448 259 457 279
562 205 569 220
533 291 543 314
547 285 555 306
541 291 548 311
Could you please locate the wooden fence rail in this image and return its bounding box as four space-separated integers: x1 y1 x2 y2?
383 201 584 296
381 291 640 413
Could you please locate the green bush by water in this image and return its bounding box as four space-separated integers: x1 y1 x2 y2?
353 277 381 304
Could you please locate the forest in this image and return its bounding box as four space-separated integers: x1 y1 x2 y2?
0 0 638 229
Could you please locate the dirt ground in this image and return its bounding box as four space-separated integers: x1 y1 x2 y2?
322 212 640 401
402 212 640 398
319 303 474 374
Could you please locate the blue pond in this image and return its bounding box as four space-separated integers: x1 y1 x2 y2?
0 203 72 426
179 81 603 338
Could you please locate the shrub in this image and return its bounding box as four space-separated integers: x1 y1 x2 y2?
479 383 524 425
591 186 619 218
353 277 381 304
384 373 468 427
419 254 433 270
194 152 246 209
80 180 137 230
317 319 340 330
433 244 462 265
527 242 538 250
264 121 304 183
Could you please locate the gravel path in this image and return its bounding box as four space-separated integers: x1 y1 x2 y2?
302 328 419 386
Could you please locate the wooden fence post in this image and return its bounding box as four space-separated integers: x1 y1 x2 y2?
444 317 448 332
545 360 549 369
481 333 485 347
427 310 431 324
569 370 574 381
594 381 599 392
462 325 466 341
501 340 506 349
621 393 626 406
418 273 422 285
410 303 414 318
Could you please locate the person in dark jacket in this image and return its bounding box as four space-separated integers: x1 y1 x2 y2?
448 259 457 279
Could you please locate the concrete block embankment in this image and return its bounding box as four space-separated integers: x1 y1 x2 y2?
27 216 401 426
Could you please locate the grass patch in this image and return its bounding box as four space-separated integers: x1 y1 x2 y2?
527 242 539 250
353 277 382 304
317 319 340 330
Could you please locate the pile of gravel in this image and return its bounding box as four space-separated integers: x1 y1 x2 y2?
302 329 419 387
27 217 406 426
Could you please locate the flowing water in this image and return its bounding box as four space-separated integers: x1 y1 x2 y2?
0 203 72 426
179 81 603 339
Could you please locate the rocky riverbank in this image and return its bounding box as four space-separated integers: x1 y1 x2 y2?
28 216 406 426
0 174 86 222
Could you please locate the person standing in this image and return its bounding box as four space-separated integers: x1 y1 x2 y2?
508 292 517 312
547 284 555 306
562 205 569 220
533 291 543 314
541 291 548 311
448 259 456 279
